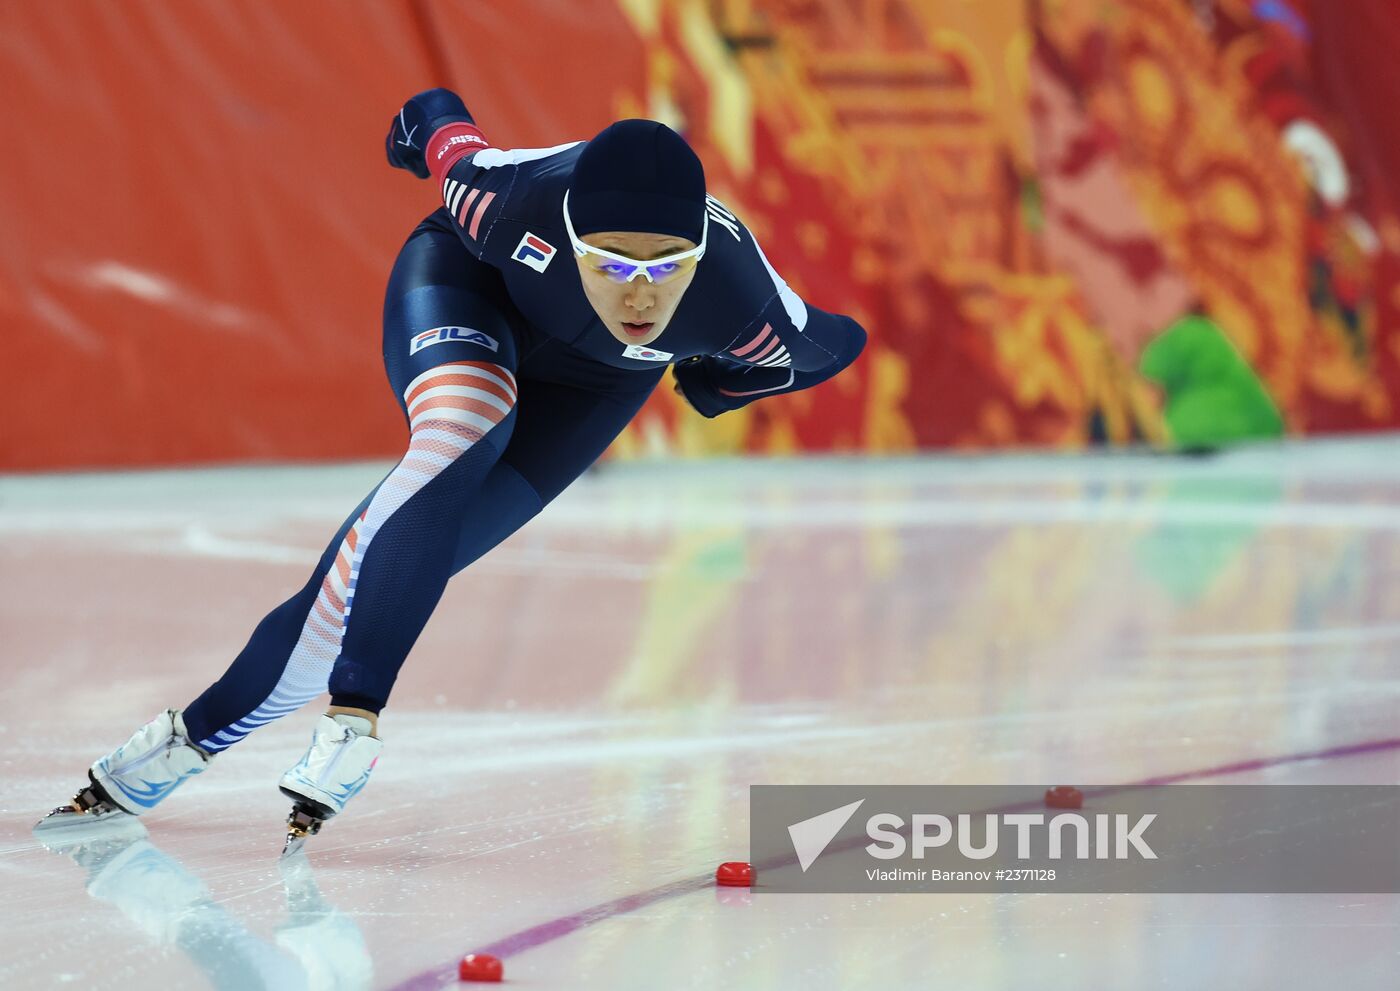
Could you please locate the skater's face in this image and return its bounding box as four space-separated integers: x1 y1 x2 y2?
576 231 700 347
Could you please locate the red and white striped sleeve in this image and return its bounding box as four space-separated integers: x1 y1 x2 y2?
420 123 581 261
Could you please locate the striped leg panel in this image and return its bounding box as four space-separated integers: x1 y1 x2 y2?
197 361 517 752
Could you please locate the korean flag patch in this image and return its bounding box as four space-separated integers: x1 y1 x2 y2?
622 344 674 362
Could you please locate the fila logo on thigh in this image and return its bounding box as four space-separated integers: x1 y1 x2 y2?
410 325 500 354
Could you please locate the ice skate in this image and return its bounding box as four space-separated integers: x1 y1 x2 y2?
34 709 211 835
279 713 382 857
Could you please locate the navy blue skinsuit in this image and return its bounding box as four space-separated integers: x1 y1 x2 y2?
182 124 866 751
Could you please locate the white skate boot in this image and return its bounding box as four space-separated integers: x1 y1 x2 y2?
278 714 382 856
35 709 211 834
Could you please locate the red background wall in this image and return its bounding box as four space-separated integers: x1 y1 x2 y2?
5 0 1400 469
0 1 646 468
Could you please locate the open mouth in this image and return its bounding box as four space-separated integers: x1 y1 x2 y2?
621 322 654 337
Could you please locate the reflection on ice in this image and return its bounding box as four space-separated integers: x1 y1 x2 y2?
35 829 370 991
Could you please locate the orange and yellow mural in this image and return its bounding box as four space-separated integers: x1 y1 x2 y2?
3 0 1397 469
618 0 1400 456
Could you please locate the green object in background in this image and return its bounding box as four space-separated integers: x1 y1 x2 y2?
1133 476 1283 603
1021 177 1044 232
1139 316 1285 449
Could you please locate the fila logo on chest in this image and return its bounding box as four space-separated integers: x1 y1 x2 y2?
512 233 557 273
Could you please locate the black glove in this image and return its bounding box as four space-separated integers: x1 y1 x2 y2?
385 88 474 179
671 357 731 418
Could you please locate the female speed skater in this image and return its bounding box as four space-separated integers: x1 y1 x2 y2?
36 88 867 854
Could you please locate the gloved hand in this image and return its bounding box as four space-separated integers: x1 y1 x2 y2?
671 357 731 418
385 88 474 179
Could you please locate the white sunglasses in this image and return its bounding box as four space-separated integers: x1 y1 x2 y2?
562 190 707 284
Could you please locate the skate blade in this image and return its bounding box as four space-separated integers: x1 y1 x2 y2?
33 806 146 844
281 803 327 859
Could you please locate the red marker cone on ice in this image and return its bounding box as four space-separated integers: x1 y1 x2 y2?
459 953 503 982
716 861 752 886
1045 786 1084 810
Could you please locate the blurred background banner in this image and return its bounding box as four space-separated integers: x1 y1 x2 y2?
4 0 1399 470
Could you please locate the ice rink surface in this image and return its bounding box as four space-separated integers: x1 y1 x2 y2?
2 439 1399 990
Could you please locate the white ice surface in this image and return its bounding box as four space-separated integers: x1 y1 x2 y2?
2 438 1399 989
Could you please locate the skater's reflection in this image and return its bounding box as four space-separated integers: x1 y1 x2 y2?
36 827 371 991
